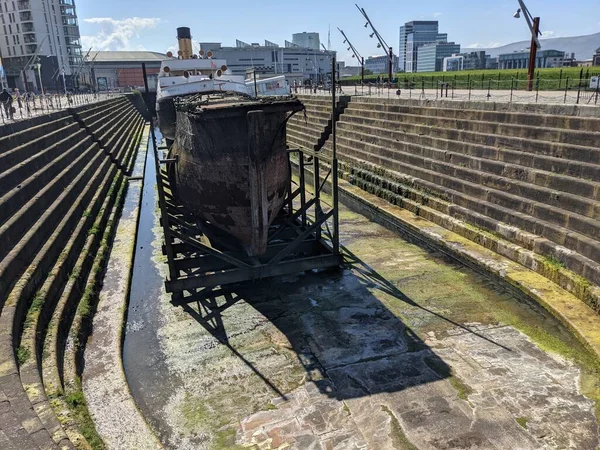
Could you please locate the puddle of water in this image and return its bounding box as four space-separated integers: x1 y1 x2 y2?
122 129 182 445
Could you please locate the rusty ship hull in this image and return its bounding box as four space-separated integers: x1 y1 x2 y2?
169 96 303 256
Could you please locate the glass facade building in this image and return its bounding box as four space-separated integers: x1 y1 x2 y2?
398 21 447 73
416 42 460 72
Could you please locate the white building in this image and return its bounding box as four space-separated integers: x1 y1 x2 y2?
292 32 320 51
199 38 335 82
0 0 82 92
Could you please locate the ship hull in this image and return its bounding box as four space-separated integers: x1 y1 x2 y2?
170 98 303 256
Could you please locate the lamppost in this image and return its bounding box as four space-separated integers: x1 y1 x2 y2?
34 60 44 94
513 0 541 91
337 28 364 84
355 4 394 83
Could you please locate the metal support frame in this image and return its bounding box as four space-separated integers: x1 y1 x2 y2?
150 62 342 303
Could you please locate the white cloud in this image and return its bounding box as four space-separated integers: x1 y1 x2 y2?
468 43 484 48
433 12 443 18
542 30 555 38
81 17 161 51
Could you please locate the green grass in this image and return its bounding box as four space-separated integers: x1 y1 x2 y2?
65 390 106 450
544 255 566 271
341 66 600 91
16 346 30 365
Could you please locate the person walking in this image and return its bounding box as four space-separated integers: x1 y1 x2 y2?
14 88 22 109
0 88 14 119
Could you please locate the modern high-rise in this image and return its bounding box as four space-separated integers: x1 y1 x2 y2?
398 21 448 73
0 0 82 91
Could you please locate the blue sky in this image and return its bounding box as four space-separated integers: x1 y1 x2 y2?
78 0 600 62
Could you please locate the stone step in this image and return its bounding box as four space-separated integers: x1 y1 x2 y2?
0 144 105 308
83 101 131 135
18 168 120 449
327 147 600 287
93 104 137 143
72 97 126 121
0 112 72 156
340 111 600 165
342 105 600 149
337 119 600 184
336 123 600 212
0 154 112 448
43 175 124 398
101 110 139 163
99 107 138 149
351 99 600 133
333 156 600 304
122 120 146 173
287 122 324 140
286 128 321 149
0 135 95 250
113 116 144 170
329 140 600 269
0 127 87 199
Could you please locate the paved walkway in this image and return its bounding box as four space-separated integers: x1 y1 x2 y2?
0 92 119 125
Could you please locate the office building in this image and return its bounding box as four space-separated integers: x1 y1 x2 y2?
364 54 399 74
291 32 320 51
498 49 565 69
0 0 82 91
417 42 460 72
398 21 449 73
199 38 335 82
81 51 166 91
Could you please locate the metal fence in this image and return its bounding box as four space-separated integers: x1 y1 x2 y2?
0 92 120 125
296 79 600 106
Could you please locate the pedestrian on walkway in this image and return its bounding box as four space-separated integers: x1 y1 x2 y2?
14 88 23 109
0 88 14 119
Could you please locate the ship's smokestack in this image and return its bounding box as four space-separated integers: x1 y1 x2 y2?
177 27 193 60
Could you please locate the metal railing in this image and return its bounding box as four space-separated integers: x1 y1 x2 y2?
0 92 120 125
298 79 600 106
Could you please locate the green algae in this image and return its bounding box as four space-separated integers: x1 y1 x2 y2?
516 417 529 429
381 404 418 450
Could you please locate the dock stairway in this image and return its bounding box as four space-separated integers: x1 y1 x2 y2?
0 95 147 449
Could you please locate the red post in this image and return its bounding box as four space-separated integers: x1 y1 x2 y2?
527 17 540 91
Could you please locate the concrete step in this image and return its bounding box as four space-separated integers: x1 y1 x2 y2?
351 99 600 133
336 123 600 213
94 104 137 143
0 135 95 251
0 127 87 199
286 128 321 149
0 112 72 156
287 122 324 140
339 110 600 165
0 144 105 308
329 140 600 270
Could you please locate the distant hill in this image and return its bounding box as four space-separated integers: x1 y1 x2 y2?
464 32 600 60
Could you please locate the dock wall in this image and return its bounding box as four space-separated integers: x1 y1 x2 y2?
287 95 600 318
